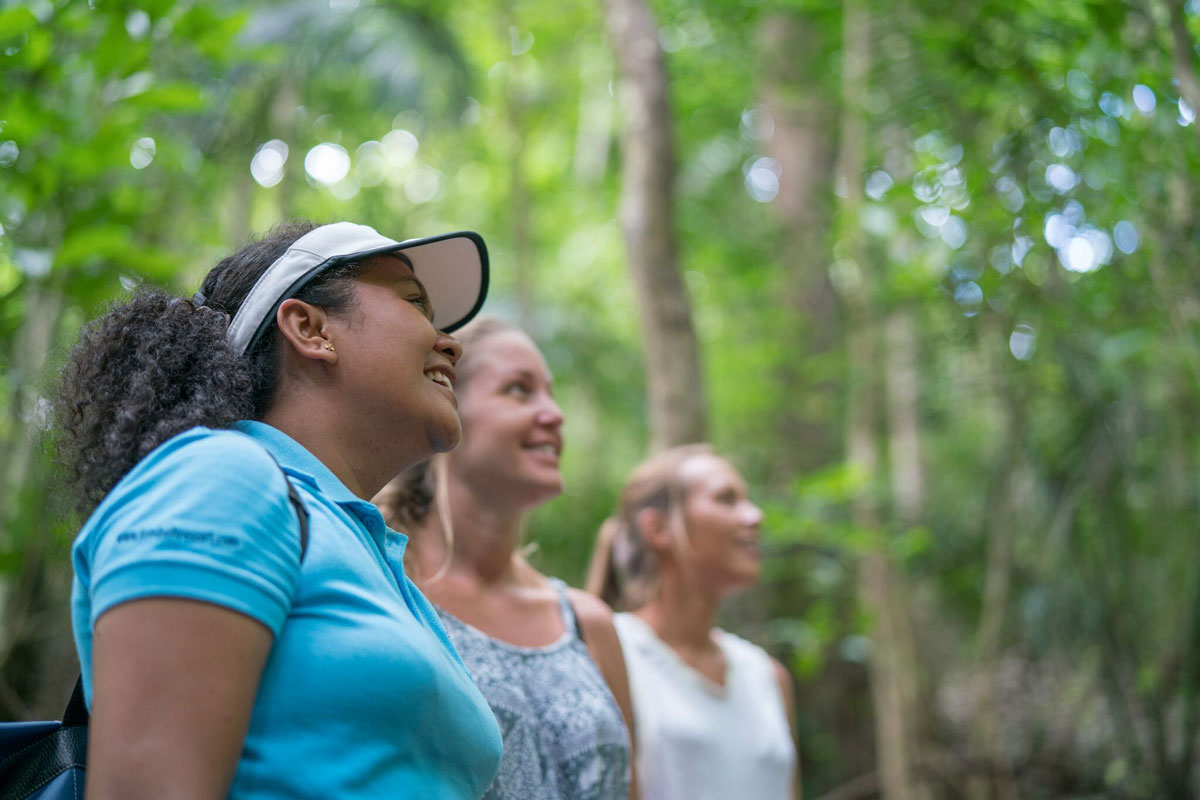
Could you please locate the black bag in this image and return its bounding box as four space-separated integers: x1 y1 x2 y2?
0 681 87 800
0 461 308 799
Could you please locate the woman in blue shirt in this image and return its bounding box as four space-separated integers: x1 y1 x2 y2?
56 221 503 798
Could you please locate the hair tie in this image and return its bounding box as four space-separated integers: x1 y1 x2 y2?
192 290 207 306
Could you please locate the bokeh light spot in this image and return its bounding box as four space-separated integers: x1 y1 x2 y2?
1045 163 1078 194
1132 84 1156 115
1044 213 1071 248
739 106 775 142
130 137 156 170
940 216 968 249
1178 97 1195 126
954 280 983 312
865 170 893 200
404 165 442 203
354 140 386 187
1009 324 1036 360
125 10 150 38
1113 220 1139 254
744 156 781 203
305 143 350 185
250 140 288 188
1099 92 1125 118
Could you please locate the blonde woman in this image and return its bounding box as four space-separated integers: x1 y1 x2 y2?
375 316 636 800
587 445 799 800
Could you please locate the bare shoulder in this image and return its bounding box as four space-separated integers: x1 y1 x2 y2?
771 655 798 739
566 585 638 763
772 657 795 702
566 587 618 626
565 587 626 671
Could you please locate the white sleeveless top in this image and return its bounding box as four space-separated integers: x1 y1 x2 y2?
614 613 795 800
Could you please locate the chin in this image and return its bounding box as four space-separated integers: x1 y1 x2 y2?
530 478 565 504
513 475 564 510
429 420 463 454
725 565 761 594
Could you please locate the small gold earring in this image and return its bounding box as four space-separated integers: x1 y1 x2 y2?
324 342 335 352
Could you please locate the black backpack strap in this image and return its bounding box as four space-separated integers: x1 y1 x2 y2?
61 678 87 727
282 469 309 563
265 454 308 563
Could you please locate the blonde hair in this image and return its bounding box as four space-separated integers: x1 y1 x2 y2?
374 315 527 581
585 443 716 611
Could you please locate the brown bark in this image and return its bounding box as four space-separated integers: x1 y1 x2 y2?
0 278 74 720
970 346 1023 800
836 1 925 798
0 280 64 525
1165 0 1200 149
600 0 707 450
759 11 840 473
884 311 923 521
269 76 299 222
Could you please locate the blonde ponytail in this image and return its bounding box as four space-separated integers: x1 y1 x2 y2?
586 517 626 608
588 443 716 611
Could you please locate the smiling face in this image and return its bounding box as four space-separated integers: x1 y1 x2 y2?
328 254 463 458
674 454 764 595
446 329 564 512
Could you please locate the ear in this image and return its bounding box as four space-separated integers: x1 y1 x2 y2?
276 298 337 364
634 507 673 552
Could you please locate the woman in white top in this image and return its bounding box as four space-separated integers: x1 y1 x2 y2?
587 444 799 800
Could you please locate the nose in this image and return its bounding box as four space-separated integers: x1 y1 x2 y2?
436 331 463 366
536 395 564 429
742 500 763 528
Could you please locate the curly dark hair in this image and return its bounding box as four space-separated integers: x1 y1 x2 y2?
54 220 368 513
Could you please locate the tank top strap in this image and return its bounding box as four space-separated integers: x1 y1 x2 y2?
547 577 582 642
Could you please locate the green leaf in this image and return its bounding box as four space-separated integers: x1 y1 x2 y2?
122 82 206 112
0 549 22 575
56 225 136 270
0 7 36 40
21 27 51 69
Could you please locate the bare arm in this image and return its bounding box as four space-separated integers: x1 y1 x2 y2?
87 597 274 800
772 657 801 800
568 588 640 800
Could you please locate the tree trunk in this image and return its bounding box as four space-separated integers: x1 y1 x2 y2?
270 76 300 222
836 1 925 798
1165 0 1200 150
884 311 923 521
0 277 72 720
600 0 707 450
759 10 840 474
971 344 1023 800
0 280 64 526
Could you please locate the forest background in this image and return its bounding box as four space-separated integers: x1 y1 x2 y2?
2 0 1199 798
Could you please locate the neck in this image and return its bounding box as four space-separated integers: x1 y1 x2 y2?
636 565 722 650
262 389 423 500
418 473 527 586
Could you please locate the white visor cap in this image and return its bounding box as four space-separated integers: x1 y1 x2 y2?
226 222 489 355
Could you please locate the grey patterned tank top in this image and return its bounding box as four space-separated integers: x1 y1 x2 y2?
437 579 632 800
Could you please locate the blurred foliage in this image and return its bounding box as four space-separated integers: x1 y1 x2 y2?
3 0 1200 797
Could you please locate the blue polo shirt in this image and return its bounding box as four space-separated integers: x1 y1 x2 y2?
71 421 502 799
